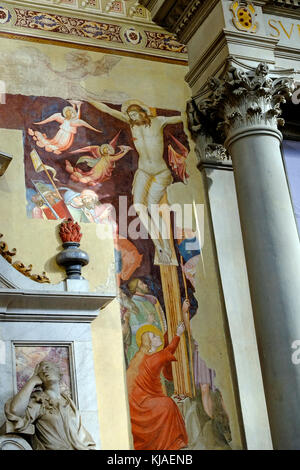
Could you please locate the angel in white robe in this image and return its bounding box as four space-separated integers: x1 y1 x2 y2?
28 101 102 155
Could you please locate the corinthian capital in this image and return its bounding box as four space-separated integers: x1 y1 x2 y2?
193 62 294 141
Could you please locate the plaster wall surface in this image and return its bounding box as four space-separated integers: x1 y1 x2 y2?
0 24 245 449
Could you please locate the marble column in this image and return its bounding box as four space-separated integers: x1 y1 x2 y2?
191 63 300 450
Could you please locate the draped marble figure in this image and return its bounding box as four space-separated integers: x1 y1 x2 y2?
4 361 95 450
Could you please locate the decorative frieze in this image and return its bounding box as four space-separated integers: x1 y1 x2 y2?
0 1 188 61
144 30 187 52
14 8 123 43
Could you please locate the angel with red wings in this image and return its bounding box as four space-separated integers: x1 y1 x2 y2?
65 132 132 186
28 101 102 155
168 134 189 184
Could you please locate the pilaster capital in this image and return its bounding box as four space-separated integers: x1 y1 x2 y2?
189 61 295 150
187 100 232 168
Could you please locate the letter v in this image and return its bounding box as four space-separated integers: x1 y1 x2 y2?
279 21 294 39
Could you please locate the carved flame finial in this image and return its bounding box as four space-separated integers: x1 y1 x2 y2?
59 218 83 244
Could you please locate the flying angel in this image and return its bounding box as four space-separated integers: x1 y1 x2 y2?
65 132 132 186
28 101 102 155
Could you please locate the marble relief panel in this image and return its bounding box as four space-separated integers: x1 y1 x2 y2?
14 343 76 401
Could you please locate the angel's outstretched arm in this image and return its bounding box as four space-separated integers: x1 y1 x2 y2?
110 146 132 161
34 113 64 125
74 119 102 133
70 145 100 158
76 102 82 119
90 101 129 123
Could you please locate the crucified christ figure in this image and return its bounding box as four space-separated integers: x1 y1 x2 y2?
90 99 184 265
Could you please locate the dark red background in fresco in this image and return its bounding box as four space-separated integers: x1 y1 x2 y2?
0 94 197 311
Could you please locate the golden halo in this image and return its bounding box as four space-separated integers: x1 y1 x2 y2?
63 106 77 118
136 324 164 352
100 144 115 155
121 99 151 116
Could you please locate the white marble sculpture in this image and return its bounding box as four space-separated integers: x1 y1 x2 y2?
4 361 96 450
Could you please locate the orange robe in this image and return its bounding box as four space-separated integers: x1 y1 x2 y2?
128 336 188 450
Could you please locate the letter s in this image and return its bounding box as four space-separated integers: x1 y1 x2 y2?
291 340 300 365
268 19 280 38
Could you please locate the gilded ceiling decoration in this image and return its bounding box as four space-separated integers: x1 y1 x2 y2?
0 1 187 60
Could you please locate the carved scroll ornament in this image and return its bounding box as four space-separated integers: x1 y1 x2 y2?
0 234 50 284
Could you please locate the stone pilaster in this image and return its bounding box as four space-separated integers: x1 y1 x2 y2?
187 98 232 170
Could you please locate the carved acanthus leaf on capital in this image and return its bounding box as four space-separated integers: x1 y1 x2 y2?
190 62 295 143
205 144 231 162
187 98 231 165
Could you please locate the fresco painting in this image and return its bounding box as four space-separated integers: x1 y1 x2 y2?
0 72 232 449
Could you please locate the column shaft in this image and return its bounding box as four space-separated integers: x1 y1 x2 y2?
228 129 300 449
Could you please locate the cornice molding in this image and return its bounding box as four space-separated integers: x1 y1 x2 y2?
0 288 113 322
185 29 279 90
175 0 219 44
263 5 300 17
185 30 227 89
274 43 300 61
139 0 220 42
140 0 300 45
266 0 300 8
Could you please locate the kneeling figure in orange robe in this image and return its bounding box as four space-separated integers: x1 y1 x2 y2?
127 322 188 450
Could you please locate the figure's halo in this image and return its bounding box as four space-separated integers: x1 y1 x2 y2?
136 324 164 351
100 144 115 155
62 106 77 118
121 99 151 116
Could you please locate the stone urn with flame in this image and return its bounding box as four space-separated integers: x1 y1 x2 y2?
56 218 89 280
